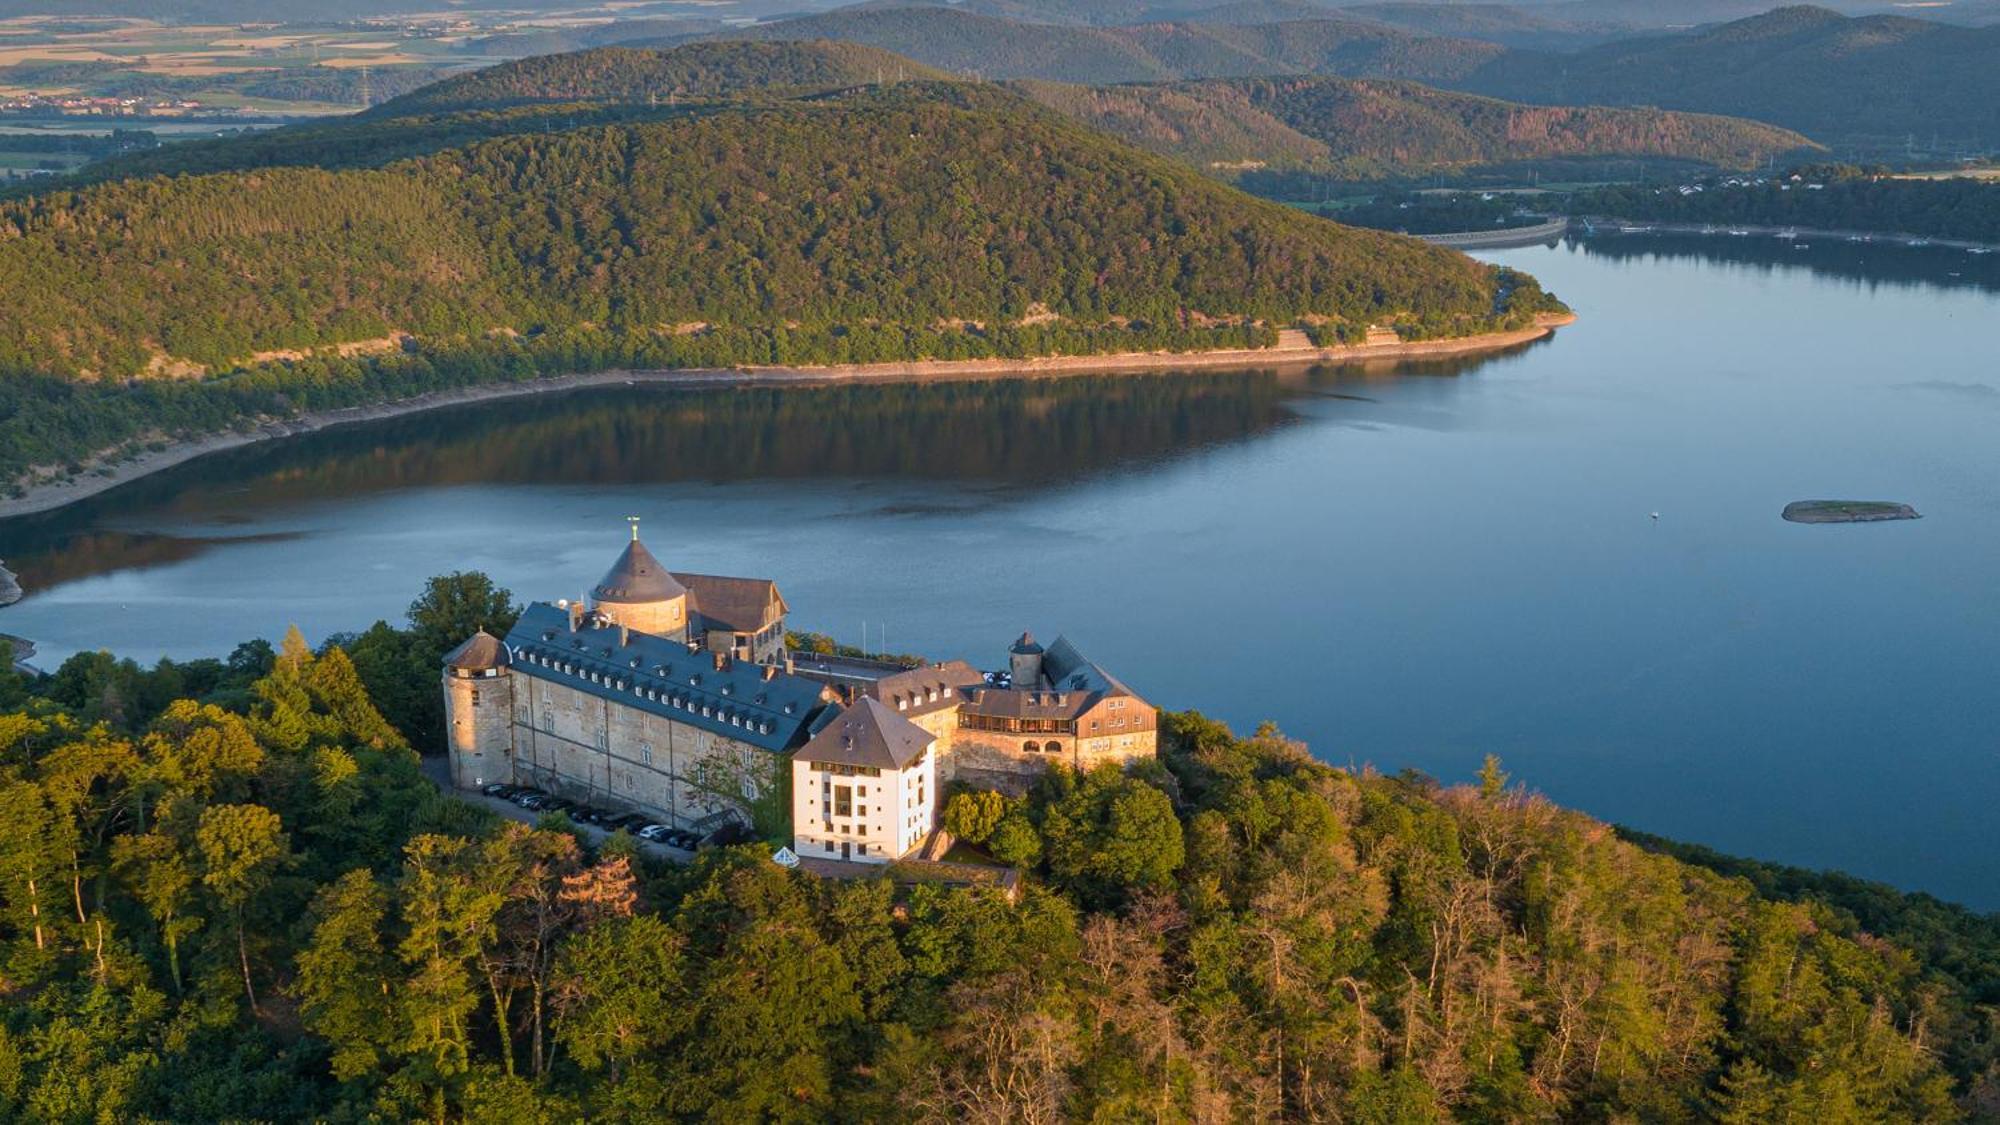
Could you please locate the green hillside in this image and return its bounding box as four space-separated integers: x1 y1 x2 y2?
373 41 952 117
1019 76 1818 178
695 8 1506 84
0 623 1985 1120
1463 6 2000 147
0 80 1556 493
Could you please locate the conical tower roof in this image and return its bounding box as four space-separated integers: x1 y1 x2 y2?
593 534 687 605
1010 631 1044 655
444 629 511 671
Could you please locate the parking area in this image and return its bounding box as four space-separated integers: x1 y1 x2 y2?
419 757 706 863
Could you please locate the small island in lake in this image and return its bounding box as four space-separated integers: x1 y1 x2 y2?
1783 500 1921 524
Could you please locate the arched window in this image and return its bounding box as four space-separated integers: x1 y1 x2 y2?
1046 741 1062 756
1022 741 1040 754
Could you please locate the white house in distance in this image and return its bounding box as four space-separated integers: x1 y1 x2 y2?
791 696 937 864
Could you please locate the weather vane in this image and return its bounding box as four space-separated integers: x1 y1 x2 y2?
626 515 641 541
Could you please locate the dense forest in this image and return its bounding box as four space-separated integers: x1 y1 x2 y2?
1016 77 1814 180
690 5 1997 150
1457 6 2000 150
696 8 1509 86
1572 167 2000 243
374 42 950 117
0 571 1995 1120
0 79 1560 494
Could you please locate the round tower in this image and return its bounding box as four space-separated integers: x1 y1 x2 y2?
443 629 514 791
591 520 690 640
1009 631 1046 689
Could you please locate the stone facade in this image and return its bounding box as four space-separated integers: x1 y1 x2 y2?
443 529 1159 848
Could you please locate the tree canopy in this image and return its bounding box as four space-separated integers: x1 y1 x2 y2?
0 574 1991 1119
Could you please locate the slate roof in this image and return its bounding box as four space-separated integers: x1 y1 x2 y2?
962 635 1140 721
443 629 510 672
1042 635 1136 698
593 537 686 604
502 602 829 753
866 660 985 719
1009 631 1044 655
673 572 788 634
797 696 935 771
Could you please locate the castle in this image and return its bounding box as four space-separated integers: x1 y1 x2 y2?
443 523 1157 864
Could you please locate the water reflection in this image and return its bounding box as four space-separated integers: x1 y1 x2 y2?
1 355 1521 597
1571 231 2000 294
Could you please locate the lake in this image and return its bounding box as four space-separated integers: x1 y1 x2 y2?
4 234 1998 908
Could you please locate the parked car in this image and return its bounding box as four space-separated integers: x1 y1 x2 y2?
513 791 547 809
609 813 650 830
480 783 514 797
636 824 671 841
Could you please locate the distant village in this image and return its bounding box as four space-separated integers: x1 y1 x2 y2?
0 93 209 118
443 522 1159 872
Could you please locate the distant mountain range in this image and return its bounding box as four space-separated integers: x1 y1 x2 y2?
1464 6 2000 146
362 41 1812 179
1017 75 1816 176
635 4 2000 147
649 9 1510 84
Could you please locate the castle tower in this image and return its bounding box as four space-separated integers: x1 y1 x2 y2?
443 629 514 791
1009 631 1046 689
590 519 690 641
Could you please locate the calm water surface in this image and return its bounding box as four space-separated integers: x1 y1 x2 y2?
5 236 1998 907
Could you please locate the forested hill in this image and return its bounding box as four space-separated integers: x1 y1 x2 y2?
0 591 1991 1119
1459 6 2000 147
692 5 1994 148
685 8 1509 85
1017 76 1818 179
372 41 952 117
0 80 1560 493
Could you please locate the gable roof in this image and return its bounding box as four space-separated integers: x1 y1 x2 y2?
503 602 829 752
674 572 788 634
797 696 935 771
1042 635 1135 698
866 660 985 719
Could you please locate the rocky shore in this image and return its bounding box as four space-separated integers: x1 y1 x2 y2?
0 561 18 608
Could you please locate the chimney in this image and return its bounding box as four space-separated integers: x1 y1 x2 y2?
783 652 796 676
568 601 584 632
619 624 630 648
712 651 730 672
761 664 778 682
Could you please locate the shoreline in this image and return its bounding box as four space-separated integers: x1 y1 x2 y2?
0 313 1573 525
1579 216 2000 253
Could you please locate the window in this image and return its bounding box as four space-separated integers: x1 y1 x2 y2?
1023 741 1040 754
639 741 653 765
824 841 834 853
858 844 868 856
834 785 853 817
1047 741 1063 755
470 689 480 705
